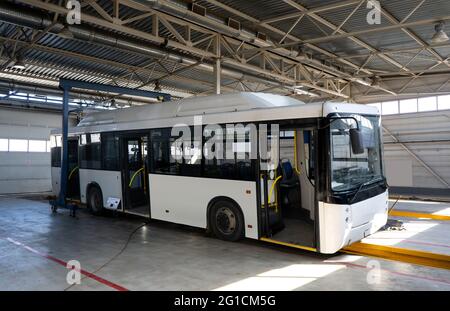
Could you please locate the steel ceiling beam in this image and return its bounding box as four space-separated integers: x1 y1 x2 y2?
260 0 362 24
0 35 212 95
10 0 356 98
380 4 450 71
201 0 373 76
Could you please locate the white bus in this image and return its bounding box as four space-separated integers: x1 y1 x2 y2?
50 92 388 254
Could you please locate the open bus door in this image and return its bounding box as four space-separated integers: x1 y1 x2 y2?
121 135 150 217
259 128 317 252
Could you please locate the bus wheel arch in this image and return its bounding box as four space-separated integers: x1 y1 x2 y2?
86 182 104 215
207 197 245 242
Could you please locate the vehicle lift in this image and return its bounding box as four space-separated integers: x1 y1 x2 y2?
50 78 171 217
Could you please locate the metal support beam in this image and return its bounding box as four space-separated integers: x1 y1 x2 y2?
59 79 172 101
56 85 70 209
214 58 221 95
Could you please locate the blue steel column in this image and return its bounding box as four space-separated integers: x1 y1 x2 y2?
57 85 70 208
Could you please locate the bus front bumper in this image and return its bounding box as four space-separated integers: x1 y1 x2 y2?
318 190 389 254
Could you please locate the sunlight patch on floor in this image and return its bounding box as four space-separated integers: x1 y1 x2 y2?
324 255 363 263
432 207 450 216
362 221 438 246
213 264 346 291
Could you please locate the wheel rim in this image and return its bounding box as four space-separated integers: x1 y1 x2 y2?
215 206 236 235
91 190 101 211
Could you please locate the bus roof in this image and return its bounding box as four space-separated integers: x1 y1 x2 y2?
52 92 379 135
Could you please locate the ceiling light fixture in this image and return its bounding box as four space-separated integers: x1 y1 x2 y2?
431 21 449 43
12 55 25 70
295 89 319 98
59 25 74 39
154 80 162 92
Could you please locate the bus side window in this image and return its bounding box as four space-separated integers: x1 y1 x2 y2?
203 124 254 181
178 126 202 177
150 128 179 175
50 135 61 167
79 133 102 170
102 133 119 171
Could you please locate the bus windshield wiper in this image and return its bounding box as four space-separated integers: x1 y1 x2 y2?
349 176 384 204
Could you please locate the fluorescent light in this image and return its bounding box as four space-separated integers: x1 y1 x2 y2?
12 56 25 70
295 89 319 97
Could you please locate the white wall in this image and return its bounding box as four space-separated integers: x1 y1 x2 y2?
0 107 72 194
382 110 450 189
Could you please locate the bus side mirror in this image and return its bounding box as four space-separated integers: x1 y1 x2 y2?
350 128 365 154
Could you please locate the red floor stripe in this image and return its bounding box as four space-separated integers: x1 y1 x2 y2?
5 237 129 291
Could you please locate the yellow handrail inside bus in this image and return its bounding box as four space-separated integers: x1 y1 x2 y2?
128 167 144 188
68 166 79 181
268 175 282 212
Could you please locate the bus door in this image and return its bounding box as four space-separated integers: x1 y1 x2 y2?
260 128 317 251
66 138 80 200
121 136 150 217
259 127 283 237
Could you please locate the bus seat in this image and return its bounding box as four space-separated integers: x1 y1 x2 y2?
279 160 299 188
278 160 300 210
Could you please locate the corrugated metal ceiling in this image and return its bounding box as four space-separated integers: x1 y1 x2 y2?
0 0 449 104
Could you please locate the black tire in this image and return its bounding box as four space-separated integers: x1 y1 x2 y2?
209 200 244 242
87 186 104 215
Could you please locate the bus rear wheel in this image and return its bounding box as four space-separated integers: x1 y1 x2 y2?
87 186 104 215
210 200 244 242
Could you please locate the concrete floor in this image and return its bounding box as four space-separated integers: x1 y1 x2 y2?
363 199 450 255
0 196 449 291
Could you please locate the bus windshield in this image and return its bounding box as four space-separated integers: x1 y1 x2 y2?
330 114 383 192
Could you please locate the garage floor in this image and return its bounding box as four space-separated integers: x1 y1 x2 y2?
0 196 449 291
364 199 450 256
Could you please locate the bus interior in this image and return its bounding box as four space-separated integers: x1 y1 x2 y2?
264 128 316 249
122 135 150 217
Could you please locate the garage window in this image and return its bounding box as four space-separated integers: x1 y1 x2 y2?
418 97 437 112
399 99 417 114
0 139 8 151
381 101 399 115
9 139 28 152
29 140 47 152
438 95 450 110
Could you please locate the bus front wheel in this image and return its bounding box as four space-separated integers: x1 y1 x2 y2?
210 200 244 242
87 186 104 215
